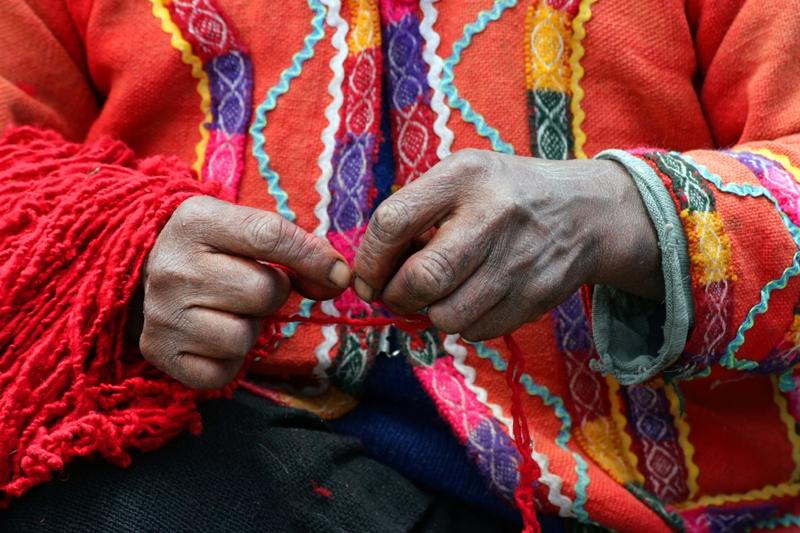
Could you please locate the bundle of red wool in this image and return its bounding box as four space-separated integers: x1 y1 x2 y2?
0 127 221 504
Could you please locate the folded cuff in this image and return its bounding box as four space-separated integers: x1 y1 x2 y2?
590 150 693 384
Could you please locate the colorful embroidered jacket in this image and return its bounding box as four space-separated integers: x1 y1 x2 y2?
2 0 800 531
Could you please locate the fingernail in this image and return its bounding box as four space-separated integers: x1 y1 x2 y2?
328 261 351 289
354 276 375 302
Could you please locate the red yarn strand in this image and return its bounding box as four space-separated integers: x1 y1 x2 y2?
504 334 542 533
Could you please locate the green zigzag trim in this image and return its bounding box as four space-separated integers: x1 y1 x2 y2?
750 513 800 531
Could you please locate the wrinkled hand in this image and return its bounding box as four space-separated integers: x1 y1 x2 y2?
139 196 351 388
353 149 662 341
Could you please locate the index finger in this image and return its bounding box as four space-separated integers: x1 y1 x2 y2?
176 196 351 300
353 176 456 302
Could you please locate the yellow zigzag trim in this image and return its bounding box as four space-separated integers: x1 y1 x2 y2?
606 376 645 485
579 416 633 485
772 375 800 482
664 382 700 500
524 6 535 92
150 0 211 177
568 0 596 160
682 210 736 284
749 147 800 184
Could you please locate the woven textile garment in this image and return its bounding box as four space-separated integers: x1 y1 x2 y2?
2 0 800 531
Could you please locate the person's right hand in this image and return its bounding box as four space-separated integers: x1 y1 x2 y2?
139 196 351 389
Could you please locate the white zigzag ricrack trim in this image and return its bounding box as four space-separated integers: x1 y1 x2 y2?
444 335 576 518
312 0 349 382
420 0 454 160
315 0 348 240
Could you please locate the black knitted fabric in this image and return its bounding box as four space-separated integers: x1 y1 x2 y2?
0 392 518 533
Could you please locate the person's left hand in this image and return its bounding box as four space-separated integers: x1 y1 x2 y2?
353 149 663 341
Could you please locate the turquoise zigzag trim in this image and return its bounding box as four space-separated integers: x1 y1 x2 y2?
249 0 327 222
472 341 591 524
676 153 800 372
440 0 517 155
722 253 800 370
750 513 800 531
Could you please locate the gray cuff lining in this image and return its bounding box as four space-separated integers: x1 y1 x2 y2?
590 150 693 385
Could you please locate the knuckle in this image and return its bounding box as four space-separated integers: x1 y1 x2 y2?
248 269 278 301
259 279 289 314
283 225 322 266
483 256 514 287
428 307 464 335
449 148 485 171
242 211 282 254
406 249 455 299
487 277 513 302
192 364 238 390
147 258 194 290
456 147 483 163
370 201 411 244
164 305 191 332
355 244 380 276
243 214 321 268
182 358 240 390
220 319 258 358
461 320 502 342
138 330 160 362
140 334 184 379
194 374 229 390
144 304 193 338
502 195 532 221
173 196 214 225
141 296 178 331
399 270 430 304
453 148 496 184
460 328 488 342
161 350 186 375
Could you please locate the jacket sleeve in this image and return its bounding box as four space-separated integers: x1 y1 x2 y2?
0 2 219 506
591 0 800 387
0 0 99 137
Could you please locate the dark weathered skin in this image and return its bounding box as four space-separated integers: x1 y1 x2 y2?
353 148 662 341
139 196 350 389
139 149 661 387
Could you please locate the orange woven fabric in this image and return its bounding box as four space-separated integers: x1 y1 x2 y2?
2 0 800 530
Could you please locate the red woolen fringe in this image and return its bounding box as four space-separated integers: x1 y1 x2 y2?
0 127 219 505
